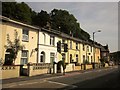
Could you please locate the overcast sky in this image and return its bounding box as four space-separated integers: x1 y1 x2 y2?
16 0 118 52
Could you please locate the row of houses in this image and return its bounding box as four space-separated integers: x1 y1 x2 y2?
0 15 110 79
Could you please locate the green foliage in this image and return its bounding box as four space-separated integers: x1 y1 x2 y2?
50 9 90 40
2 2 90 40
4 30 24 65
2 2 32 24
32 10 50 27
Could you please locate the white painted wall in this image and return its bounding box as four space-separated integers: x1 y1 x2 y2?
38 31 59 63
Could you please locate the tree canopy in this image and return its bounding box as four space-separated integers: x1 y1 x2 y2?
2 2 90 40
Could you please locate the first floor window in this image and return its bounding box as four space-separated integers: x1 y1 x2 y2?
22 29 29 41
21 50 28 65
50 36 55 46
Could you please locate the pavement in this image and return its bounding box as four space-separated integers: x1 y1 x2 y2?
2 66 116 85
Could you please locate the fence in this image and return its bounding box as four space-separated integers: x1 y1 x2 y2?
81 64 93 70
1 65 20 79
28 63 53 76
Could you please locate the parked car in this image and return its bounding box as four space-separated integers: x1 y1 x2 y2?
108 61 114 66
118 63 120 72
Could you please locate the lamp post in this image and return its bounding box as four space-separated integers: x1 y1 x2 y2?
93 30 101 69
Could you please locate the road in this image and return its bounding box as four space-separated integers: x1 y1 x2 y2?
2 66 120 89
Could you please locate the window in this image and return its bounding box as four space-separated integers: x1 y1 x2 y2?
40 51 45 63
62 39 65 48
87 46 89 52
22 29 29 41
70 54 72 63
91 56 93 63
91 46 92 52
50 53 55 64
62 53 66 61
83 44 85 51
21 50 28 65
50 36 55 46
98 56 99 61
43 33 46 44
70 41 72 49
87 56 89 63
76 54 78 63
62 39 65 43
76 43 78 50
83 55 85 63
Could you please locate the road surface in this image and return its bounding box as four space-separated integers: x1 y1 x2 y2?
2 66 119 89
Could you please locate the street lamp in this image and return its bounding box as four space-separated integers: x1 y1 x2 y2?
93 30 101 69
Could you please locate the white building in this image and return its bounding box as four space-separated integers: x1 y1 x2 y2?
38 28 60 64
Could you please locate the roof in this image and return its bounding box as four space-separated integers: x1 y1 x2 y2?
1 15 102 48
0 15 39 30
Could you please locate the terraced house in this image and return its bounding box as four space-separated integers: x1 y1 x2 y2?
1 16 102 79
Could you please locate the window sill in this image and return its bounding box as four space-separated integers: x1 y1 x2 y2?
22 40 29 42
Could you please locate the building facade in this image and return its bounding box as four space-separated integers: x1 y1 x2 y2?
0 16 39 65
1 16 102 76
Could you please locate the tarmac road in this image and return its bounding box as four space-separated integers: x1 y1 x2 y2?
2 66 119 89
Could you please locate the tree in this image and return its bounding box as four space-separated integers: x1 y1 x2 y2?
32 10 50 27
15 2 32 24
2 2 32 24
2 2 90 40
50 9 90 40
4 30 24 65
2 2 17 18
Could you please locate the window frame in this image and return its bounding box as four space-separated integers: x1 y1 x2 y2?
22 29 29 42
50 36 55 46
21 50 28 65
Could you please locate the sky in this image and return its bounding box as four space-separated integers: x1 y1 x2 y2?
15 0 118 52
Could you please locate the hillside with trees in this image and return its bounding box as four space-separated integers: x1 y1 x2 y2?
2 2 90 40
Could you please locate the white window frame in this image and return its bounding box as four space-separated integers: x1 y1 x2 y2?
76 43 78 50
21 50 28 65
50 36 55 46
70 41 72 49
50 53 55 64
22 29 29 41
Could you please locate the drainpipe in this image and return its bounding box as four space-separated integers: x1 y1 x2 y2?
37 28 40 63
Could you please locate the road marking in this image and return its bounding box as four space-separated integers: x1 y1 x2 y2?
18 82 38 86
47 80 69 86
46 80 78 89
8 84 17 88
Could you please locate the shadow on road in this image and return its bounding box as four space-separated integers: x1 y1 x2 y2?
62 70 120 89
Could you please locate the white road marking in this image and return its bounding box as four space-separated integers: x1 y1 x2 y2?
46 80 77 89
18 81 39 86
7 84 17 88
47 80 69 86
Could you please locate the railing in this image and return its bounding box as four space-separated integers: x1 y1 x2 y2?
1 66 16 70
32 63 53 70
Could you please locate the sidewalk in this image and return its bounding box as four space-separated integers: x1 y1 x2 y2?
2 66 116 84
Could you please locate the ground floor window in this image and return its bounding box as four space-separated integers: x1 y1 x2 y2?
21 50 28 65
40 51 45 63
50 53 55 64
83 55 85 64
62 53 66 61
76 54 78 63
70 54 72 63
91 56 93 63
